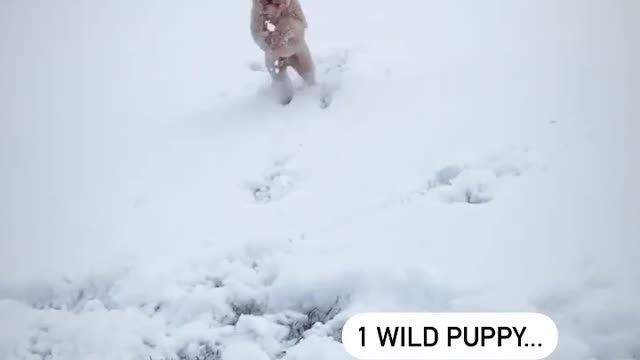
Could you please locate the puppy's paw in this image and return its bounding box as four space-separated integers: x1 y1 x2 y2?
279 94 293 106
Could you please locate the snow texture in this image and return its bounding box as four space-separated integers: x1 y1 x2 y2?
266 21 277 33
1 0 639 359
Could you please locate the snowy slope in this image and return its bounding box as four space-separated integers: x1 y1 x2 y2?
1 0 639 359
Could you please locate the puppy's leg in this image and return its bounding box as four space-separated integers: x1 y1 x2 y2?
290 42 316 86
265 53 294 105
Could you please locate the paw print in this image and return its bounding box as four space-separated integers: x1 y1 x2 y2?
246 168 300 204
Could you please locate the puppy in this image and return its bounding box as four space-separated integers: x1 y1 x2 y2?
251 0 315 105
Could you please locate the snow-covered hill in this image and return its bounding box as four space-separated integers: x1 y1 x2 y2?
1 0 639 359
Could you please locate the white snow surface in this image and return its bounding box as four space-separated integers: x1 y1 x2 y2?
1 0 639 359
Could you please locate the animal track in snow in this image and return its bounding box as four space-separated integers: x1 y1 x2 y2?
246 160 302 204
248 61 266 72
252 171 297 203
438 168 498 204
425 146 535 205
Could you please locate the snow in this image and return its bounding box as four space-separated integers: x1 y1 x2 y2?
1 0 639 359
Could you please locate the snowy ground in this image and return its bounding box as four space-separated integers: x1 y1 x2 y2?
1 0 639 359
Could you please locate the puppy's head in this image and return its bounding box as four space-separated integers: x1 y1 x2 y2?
257 0 291 17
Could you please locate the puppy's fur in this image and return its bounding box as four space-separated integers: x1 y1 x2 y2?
251 0 315 104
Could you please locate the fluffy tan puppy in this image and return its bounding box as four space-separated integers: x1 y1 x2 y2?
251 0 315 104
